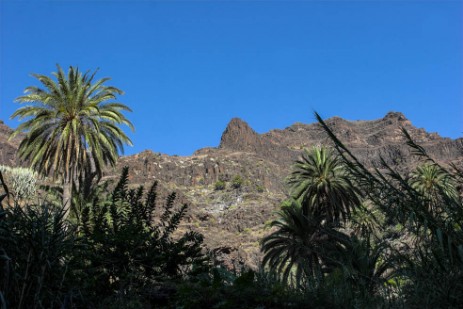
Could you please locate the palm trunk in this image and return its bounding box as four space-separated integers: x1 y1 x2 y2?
62 181 72 220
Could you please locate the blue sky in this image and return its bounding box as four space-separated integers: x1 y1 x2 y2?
1 0 461 156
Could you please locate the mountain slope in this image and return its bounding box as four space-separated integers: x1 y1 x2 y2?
112 112 463 268
1 112 462 268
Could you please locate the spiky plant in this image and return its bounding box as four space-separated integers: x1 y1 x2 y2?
0 166 37 204
0 191 74 308
10 65 134 218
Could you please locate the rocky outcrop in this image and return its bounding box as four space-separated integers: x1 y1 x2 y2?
0 120 22 167
219 118 295 163
219 118 263 152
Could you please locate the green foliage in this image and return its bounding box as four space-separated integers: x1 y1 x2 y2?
71 166 208 306
214 180 226 191
10 65 134 216
174 268 306 309
11 65 134 181
231 175 243 189
262 113 463 307
314 111 463 307
287 146 361 224
409 162 458 216
0 167 208 308
262 199 348 287
0 201 74 308
349 202 383 238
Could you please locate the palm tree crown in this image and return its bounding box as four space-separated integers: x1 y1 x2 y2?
409 163 458 214
287 147 361 224
10 65 133 213
261 199 347 286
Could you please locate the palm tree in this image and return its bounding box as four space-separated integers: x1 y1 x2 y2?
409 163 458 215
287 147 361 224
349 201 382 238
10 65 133 218
261 199 348 287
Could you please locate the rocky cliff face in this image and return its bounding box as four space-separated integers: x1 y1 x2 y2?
2 112 462 269
111 111 463 269
0 120 22 167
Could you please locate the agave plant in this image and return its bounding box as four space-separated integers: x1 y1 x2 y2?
0 166 37 204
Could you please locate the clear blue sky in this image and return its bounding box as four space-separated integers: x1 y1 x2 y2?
1 0 461 156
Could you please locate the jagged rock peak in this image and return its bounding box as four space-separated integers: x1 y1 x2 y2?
380 111 412 129
219 118 261 150
384 111 409 122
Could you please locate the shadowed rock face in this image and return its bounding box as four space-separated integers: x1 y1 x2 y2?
220 118 262 151
2 112 462 269
0 121 22 167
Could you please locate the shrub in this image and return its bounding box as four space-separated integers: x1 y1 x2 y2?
231 175 243 189
214 180 226 191
72 167 208 306
0 167 209 308
0 200 74 308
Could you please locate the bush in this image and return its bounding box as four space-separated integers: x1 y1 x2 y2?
174 268 306 309
0 201 74 308
0 167 209 308
71 167 208 306
214 180 226 191
231 175 243 189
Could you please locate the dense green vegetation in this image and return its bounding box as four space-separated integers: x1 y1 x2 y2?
0 167 208 308
2 66 462 307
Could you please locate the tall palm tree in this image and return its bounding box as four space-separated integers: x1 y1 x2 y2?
409 163 458 215
10 65 133 218
261 199 348 287
287 147 361 224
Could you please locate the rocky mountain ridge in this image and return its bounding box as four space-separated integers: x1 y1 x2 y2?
1 112 462 268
